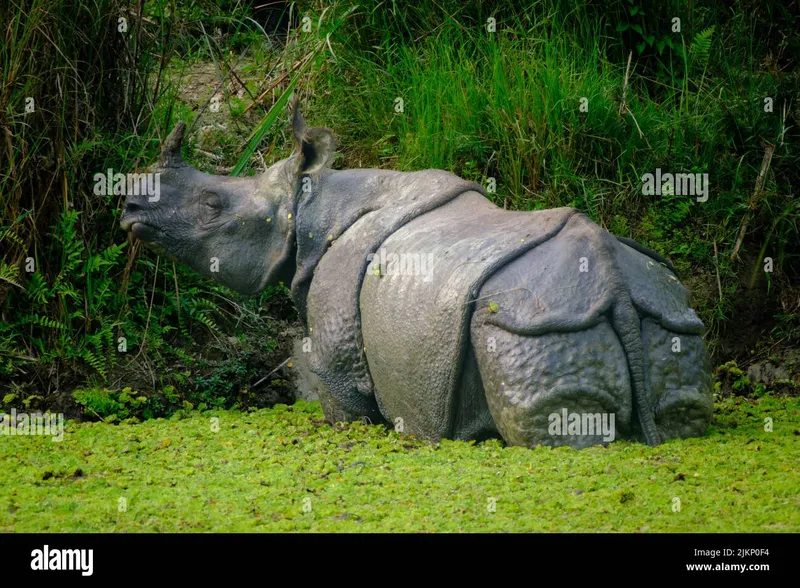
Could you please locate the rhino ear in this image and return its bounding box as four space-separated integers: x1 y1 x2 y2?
158 122 187 168
290 97 335 176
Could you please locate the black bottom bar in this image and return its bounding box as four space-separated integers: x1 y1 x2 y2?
0 533 793 580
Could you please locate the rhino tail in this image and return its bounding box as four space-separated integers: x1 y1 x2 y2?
611 298 661 447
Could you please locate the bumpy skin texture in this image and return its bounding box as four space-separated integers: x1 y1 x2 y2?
357 192 574 441
300 170 485 426
120 107 713 449
470 213 712 447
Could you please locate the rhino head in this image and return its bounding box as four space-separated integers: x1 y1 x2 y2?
119 99 336 295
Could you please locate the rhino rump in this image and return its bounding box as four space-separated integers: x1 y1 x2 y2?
473 213 712 446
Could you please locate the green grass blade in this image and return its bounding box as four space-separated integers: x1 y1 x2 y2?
229 42 324 177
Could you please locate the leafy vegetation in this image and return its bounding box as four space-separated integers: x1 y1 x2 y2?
1 0 798 420
1 397 797 532
0 0 300 412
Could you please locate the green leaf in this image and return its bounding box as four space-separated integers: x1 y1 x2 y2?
636 41 646 53
645 35 655 45
230 8 355 176
616 22 630 32
230 48 322 177
690 25 715 68
630 24 643 35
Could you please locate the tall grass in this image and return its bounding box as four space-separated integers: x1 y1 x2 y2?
0 0 797 412
307 0 798 355
1 0 148 380
0 1 301 412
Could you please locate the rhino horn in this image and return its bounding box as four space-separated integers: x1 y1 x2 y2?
158 121 187 168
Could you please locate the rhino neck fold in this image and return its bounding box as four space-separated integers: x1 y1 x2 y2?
288 169 487 326
271 180 301 288
290 170 377 324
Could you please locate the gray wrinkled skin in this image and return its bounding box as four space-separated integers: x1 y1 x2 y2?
121 101 713 449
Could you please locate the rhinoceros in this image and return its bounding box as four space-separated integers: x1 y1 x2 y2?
120 99 713 449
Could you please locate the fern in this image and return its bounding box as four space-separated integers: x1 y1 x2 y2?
185 297 224 335
22 314 63 330
53 210 85 279
0 262 22 289
0 226 25 249
26 272 49 304
80 348 107 378
690 26 715 69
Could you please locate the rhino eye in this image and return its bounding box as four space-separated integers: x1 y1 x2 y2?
203 194 221 209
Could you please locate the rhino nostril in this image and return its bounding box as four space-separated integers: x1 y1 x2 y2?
125 201 145 214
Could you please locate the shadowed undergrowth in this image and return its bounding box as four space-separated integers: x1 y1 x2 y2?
1 0 798 419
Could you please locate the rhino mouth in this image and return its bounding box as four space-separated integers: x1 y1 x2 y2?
130 222 156 240
120 215 138 231
121 216 155 235
120 217 165 248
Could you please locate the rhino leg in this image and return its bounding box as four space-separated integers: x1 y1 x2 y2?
471 311 713 448
641 319 713 440
471 319 634 448
316 382 375 424
449 344 503 442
